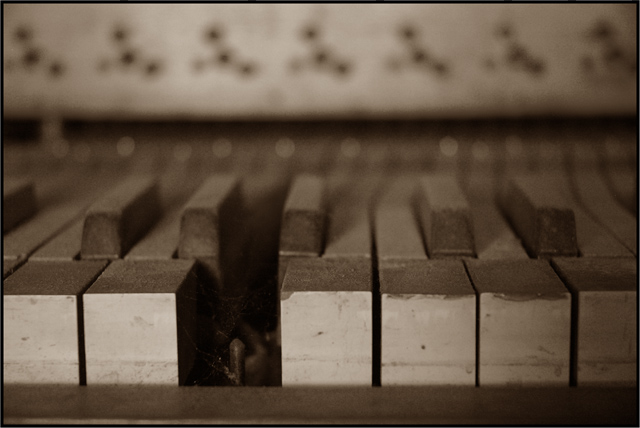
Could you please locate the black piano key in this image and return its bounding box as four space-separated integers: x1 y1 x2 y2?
415 174 475 258
81 176 161 259
178 174 243 288
279 174 326 257
500 175 578 258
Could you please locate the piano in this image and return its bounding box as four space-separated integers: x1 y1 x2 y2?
3 4 637 425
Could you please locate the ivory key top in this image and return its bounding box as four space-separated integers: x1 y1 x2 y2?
280 257 372 386
4 260 108 384
83 260 198 385
466 259 571 386
380 260 475 385
552 257 636 386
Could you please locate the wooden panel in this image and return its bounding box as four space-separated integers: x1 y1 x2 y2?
3 4 635 118
3 385 637 425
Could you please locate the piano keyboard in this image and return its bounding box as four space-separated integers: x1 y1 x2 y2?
3 118 637 424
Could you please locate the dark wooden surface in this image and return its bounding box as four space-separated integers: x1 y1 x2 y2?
3 384 637 425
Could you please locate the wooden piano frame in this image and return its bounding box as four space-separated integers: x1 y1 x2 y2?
3 384 637 425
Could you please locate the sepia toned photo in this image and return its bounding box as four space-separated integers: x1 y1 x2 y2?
3 3 637 424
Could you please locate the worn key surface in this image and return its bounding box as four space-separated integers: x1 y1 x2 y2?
457 129 528 261
280 257 372 386
465 259 571 386
81 176 161 259
4 201 90 263
543 171 632 258
323 172 381 260
30 219 85 261
83 260 198 385
380 260 475 385
551 257 637 386
601 135 637 216
570 144 636 255
3 179 37 233
126 171 203 260
415 174 475 258
500 175 577 258
4 168 100 263
28 172 132 261
374 176 426 264
4 260 108 384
